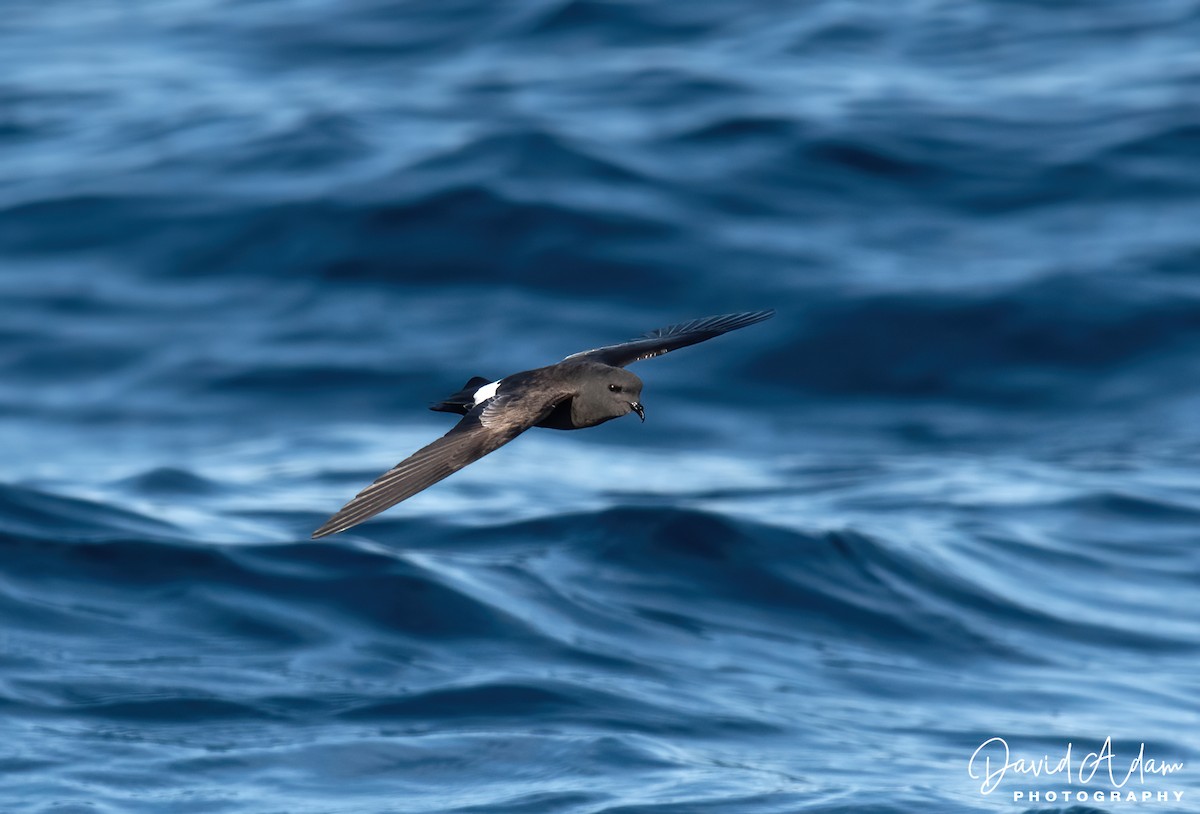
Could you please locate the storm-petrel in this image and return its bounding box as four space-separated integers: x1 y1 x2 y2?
312 310 774 538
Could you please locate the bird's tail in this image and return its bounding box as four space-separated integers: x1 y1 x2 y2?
429 376 491 415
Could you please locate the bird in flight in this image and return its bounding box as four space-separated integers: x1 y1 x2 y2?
312 310 774 538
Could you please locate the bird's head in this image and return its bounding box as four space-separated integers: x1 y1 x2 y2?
579 366 645 425
606 368 645 422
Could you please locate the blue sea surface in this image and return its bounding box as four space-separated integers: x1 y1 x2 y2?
2 1 1199 812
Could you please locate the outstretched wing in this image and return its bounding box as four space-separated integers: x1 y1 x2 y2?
563 310 775 368
312 388 568 538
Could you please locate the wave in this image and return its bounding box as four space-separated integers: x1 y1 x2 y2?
4 0 1200 807
747 275 1200 405
5 485 1185 677
0 482 180 542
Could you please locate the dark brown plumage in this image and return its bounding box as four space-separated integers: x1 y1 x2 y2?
311 310 773 538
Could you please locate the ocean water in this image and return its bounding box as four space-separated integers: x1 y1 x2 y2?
2 1 1199 811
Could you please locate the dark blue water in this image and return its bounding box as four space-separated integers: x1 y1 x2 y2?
3 1 1199 811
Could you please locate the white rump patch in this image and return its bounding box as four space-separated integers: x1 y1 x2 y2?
472 380 500 406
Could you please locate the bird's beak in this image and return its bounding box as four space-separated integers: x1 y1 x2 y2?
629 401 645 422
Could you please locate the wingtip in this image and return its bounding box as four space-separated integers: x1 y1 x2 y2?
312 514 368 538
734 308 775 329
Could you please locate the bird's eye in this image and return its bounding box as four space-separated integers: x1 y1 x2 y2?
608 383 622 393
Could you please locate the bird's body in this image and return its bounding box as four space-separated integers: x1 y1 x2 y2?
431 362 643 429
312 310 773 538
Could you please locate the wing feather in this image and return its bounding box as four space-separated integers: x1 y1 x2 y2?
312 390 566 538
563 310 774 367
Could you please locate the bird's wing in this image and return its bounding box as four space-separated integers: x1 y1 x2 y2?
312 387 570 538
562 310 775 368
